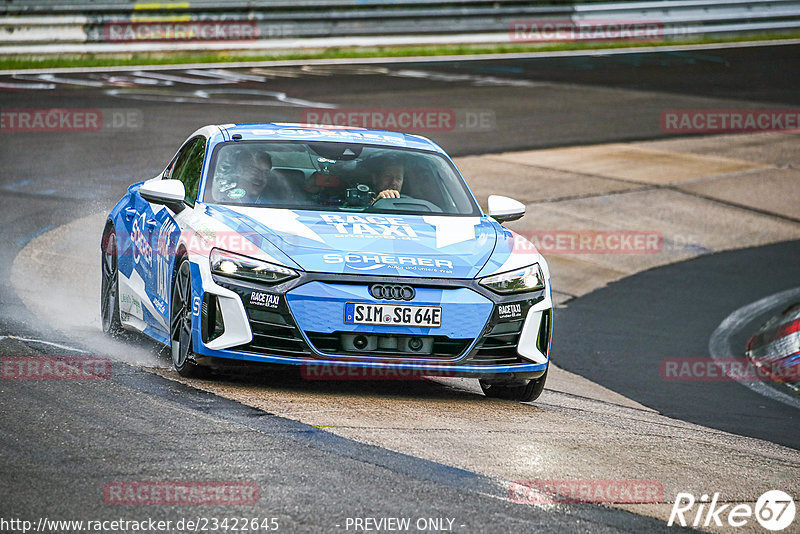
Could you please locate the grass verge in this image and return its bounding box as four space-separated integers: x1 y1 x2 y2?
1 32 799 70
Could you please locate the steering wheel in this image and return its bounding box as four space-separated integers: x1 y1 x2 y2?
372 195 442 213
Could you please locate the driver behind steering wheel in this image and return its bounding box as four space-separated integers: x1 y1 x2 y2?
371 159 404 202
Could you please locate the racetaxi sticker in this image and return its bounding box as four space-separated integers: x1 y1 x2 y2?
498 303 522 319
319 214 419 240
250 291 280 309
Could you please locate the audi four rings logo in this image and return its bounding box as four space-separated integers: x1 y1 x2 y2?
370 284 415 301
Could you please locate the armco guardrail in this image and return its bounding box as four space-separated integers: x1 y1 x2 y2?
1 0 799 54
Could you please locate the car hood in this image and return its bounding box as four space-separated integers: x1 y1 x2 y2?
209 206 500 279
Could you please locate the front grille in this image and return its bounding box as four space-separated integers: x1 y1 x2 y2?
238 308 312 357
305 331 471 359
468 319 527 365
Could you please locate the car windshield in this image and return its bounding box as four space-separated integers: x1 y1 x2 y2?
203 141 480 216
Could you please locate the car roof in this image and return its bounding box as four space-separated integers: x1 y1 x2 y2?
206 122 446 154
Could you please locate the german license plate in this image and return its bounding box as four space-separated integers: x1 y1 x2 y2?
344 302 442 327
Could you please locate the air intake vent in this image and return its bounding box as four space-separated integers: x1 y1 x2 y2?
238 308 311 357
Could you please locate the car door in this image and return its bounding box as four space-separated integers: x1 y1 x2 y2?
114 180 153 330
148 135 207 329
115 173 164 331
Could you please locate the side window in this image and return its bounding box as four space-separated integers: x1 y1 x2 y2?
170 136 206 206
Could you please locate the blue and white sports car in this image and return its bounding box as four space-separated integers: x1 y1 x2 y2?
101 123 552 401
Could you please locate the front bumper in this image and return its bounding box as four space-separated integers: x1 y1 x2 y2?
191 270 552 377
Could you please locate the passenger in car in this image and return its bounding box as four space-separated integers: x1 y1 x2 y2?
215 147 305 204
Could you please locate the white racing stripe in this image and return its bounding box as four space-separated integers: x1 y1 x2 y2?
0 81 55 89
14 73 106 87
131 70 233 85
186 68 270 83
0 335 90 354
104 87 338 109
708 286 800 410
193 88 339 108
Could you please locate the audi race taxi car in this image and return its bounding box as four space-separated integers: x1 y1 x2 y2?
101 123 553 401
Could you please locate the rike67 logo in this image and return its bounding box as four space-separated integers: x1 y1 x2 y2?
669 490 795 531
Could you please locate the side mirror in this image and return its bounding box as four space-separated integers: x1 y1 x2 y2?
488 195 525 223
139 179 187 214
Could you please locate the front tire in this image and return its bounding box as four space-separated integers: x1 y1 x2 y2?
101 228 124 336
170 258 208 378
480 369 548 402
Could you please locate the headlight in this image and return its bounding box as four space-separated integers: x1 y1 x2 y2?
210 248 298 284
479 263 545 294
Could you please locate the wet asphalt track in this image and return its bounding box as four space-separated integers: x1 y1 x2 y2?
553 239 800 450
1 42 799 529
